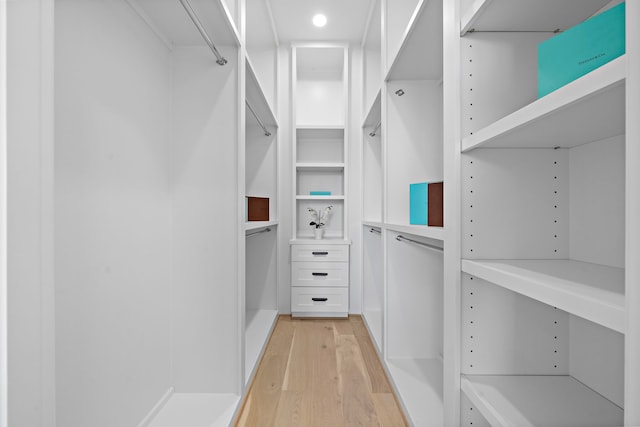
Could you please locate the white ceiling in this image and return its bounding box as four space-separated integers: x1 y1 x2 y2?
266 0 374 44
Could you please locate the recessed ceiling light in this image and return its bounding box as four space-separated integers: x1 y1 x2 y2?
313 14 327 27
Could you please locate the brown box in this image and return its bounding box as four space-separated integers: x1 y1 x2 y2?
247 197 269 221
428 182 443 227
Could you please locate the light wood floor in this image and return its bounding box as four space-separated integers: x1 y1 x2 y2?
235 315 407 427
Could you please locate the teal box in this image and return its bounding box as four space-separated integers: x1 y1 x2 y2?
410 183 428 225
538 2 625 98
310 191 331 195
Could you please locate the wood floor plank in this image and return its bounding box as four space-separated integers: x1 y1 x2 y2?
237 316 406 426
371 393 408 427
273 391 312 427
333 318 355 335
282 320 314 391
311 321 345 426
349 314 370 337
356 333 393 393
336 334 379 426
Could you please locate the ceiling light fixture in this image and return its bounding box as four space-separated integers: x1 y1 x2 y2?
313 14 327 27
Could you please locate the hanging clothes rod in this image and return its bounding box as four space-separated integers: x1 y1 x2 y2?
178 0 228 66
246 227 271 237
370 228 381 234
369 121 382 137
396 235 443 252
246 100 272 136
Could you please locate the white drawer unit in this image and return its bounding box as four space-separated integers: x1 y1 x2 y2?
290 242 350 317
291 244 349 262
291 287 349 317
291 261 349 287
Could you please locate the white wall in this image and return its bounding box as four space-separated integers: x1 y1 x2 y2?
7 0 55 426
296 79 345 126
54 1 173 425
570 136 625 268
171 46 239 393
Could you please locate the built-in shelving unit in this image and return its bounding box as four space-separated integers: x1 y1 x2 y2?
360 0 445 424
243 7 279 388
50 0 249 425
462 259 625 333
293 77 348 239
290 44 350 318
461 56 625 152
461 375 623 427
452 1 637 426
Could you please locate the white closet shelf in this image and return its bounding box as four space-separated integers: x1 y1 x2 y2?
147 392 240 427
296 195 345 200
244 220 278 231
385 222 444 241
289 238 351 245
385 0 443 81
363 220 384 229
296 124 345 130
460 0 612 35
245 309 278 384
386 358 443 427
133 0 240 48
295 162 345 170
246 55 278 128
362 89 381 128
461 259 624 333
461 375 623 427
462 56 626 152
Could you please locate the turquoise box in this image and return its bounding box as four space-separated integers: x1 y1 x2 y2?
410 183 428 225
538 2 625 98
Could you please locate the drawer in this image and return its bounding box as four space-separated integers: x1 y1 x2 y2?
292 262 349 287
291 244 349 262
291 287 348 314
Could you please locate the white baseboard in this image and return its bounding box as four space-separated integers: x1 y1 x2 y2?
137 387 174 427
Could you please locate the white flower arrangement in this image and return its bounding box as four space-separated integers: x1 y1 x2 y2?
308 205 333 229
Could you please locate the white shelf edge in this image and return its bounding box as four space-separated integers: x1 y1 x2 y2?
245 54 278 129
296 195 345 200
461 375 623 427
385 358 444 426
361 309 383 354
244 309 278 385
296 162 345 169
461 259 625 333
215 0 241 47
296 124 345 130
362 88 382 128
384 222 445 241
362 220 384 229
461 56 626 152
146 393 240 427
289 238 352 245
384 0 428 82
460 0 492 35
461 376 511 427
244 220 278 232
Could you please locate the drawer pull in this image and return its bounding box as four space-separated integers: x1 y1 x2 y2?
312 297 328 302
312 272 328 276
312 251 329 255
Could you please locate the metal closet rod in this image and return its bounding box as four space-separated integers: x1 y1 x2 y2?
369 121 382 137
246 227 272 237
178 0 228 66
246 100 272 136
395 235 443 252
370 228 381 234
